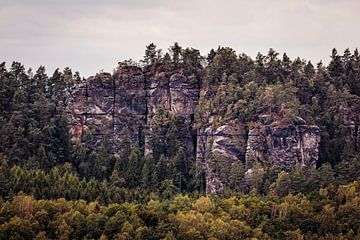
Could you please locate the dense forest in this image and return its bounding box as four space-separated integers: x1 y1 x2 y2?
1 44 360 239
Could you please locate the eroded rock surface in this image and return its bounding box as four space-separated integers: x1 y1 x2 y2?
145 73 199 156
67 66 146 153
67 69 199 157
67 66 322 195
199 116 321 194
245 124 321 170
196 119 247 194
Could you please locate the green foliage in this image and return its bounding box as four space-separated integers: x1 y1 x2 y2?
1 46 360 238
1 182 360 239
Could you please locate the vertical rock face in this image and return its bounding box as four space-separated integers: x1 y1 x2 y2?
67 69 199 157
113 66 147 151
67 72 114 149
196 119 247 194
169 73 199 116
198 113 321 194
168 73 199 156
351 123 360 152
245 124 320 170
145 72 199 156
147 72 171 115
210 120 247 161
67 66 146 153
67 66 322 195
334 103 360 153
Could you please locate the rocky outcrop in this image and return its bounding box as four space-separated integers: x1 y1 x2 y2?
67 68 199 157
113 66 147 152
333 103 360 153
200 121 321 194
145 72 199 156
67 66 146 153
245 124 320 170
67 66 321 195
169 73 199 116
211 120 247 161
196 119 247 194
146 72 199 117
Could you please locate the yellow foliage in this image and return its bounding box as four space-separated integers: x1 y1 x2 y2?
171 194 192 212
192 196 215 213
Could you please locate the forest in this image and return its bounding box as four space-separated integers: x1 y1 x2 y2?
1 43 360 239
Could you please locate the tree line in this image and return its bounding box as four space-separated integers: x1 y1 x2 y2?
1 43 360 238
2 181 360 239
1 44 360 195
1 44 360 187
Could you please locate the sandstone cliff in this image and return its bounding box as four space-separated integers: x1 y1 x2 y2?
245 124 320 169
145 72 199 157
67 67 199 158
196 119 247 194
67 65 323 194
67 66 146 154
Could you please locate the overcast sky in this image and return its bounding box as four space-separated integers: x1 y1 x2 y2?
1 0 359 77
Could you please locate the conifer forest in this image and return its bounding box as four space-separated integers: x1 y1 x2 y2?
1 43 360 239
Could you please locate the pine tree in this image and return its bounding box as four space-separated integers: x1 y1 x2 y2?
142 43 158 66
37 145 49 169
0 154 9 198
155 155 168 184
141 155 154 189
228 161 245 192
169 42 182 66
328 48 345 89
126 147 141 188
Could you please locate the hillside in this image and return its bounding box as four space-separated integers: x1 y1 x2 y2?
1 44 360 239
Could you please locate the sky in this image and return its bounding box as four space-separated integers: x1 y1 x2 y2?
0 0 359 77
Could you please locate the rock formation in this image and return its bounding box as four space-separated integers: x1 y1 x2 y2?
67 66 146 153
67 67 199 157
245 123 321 170
333 102 360 154
67 66 322 194
196 119 247 194
145 72 199 156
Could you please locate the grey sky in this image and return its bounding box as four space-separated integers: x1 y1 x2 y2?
1 0 359 77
